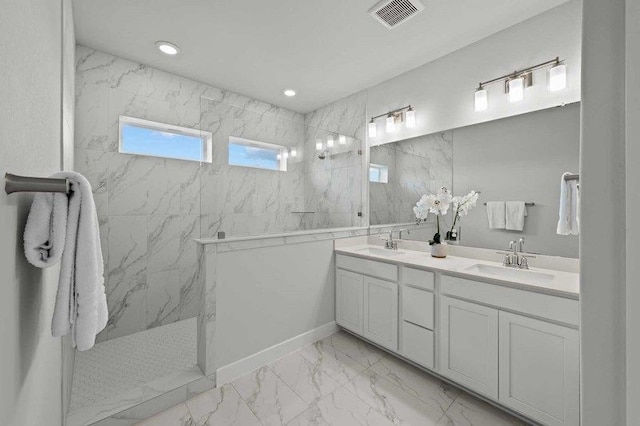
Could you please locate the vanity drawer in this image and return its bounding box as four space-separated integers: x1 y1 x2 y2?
402 321 434 369
441 274 580 327
336 254 398 282
403 286 434 330
402 267 434 291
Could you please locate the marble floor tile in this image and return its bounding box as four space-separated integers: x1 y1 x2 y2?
319 331 386 367
344 369 445 425
287 387 395 426
185 383 259 426
436 393 527 426
297 339 368 385
134 403 194 426
269 352 342 404
232 366 308 426
369 356 458 414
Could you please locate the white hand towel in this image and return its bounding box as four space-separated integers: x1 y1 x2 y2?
24 172 108 351
486 201 506 229
557 172 580 235
506 201 527 231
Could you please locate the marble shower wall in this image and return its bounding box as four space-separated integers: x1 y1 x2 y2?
369 132 453 225
302 91 367 229
74 46 307 341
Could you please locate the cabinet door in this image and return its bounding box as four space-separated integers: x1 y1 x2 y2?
363 276 398 350
440 296 499 398
499 312 580 426
336 269 364 335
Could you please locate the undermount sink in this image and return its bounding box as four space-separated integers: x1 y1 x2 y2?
355 247 406 257
465 263 554 285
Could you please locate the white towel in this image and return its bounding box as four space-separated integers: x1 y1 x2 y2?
486 201 506 229
557 172 580 235
506 201 527 231
24 172 108 351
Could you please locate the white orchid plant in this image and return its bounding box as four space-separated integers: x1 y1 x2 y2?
413 187 478 245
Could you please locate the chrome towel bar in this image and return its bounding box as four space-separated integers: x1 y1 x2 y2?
4 173 70 195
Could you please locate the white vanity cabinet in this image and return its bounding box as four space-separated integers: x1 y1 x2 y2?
335 254 399 351
498 311 580 426
439 296 499 398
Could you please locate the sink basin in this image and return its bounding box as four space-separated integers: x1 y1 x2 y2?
465 263 554 285
355 247 406 257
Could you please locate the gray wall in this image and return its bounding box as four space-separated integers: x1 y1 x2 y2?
0 0 66 424
453 104 580 258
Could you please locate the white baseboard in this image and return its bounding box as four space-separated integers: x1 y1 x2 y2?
216 321 338 385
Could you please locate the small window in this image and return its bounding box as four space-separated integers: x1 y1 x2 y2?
228 136 288 171
119 116 212 163
369 163 389 183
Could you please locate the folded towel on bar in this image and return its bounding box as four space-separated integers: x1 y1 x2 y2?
506 201 528 231
557 172 580 235
486 201 506 229
24 172 108 351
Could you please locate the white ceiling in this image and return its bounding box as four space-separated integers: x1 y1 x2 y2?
72 0 570 113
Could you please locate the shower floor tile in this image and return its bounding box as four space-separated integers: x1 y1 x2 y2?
68 318 198 425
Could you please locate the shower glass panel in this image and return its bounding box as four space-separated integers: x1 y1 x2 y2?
198 93 365 239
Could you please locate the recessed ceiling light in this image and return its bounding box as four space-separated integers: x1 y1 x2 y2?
156 41 180 56
283 89 296 97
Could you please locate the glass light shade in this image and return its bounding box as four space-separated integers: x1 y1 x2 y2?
386 115 395 132
315 140 323 151
282 151 289 159
508 77 525 103
338 135 347 145
405 109 416 128
549 63 567 92
326 136 334 148
368 121 377 138
290 148 297 157
474 88 488 111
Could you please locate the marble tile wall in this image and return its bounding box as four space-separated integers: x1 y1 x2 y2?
302 91 367 229
75 46 365 341
369 131 453 225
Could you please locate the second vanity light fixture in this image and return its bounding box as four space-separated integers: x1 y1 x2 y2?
368 105 416 138
474 57 567 112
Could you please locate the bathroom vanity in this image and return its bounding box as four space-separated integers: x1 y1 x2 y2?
335 242 580 426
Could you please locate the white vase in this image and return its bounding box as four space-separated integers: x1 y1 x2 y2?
431 242 448 258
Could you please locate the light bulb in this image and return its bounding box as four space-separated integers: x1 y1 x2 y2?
386 115 395 132
368 120 377 138
474 87 488 111
290 148 297 157
327 136 334 148
508 77 524 103
405 108 416 128
338 135 347 145
315 140 323 151
549 63 567 92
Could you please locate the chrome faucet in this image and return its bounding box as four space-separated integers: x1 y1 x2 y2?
382 231 398 250
499 237 534 269
398 229 409 240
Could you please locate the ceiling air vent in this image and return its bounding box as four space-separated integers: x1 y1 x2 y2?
368 0 425 29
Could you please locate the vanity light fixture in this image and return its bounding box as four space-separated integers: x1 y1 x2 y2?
405 107 416 128
474 87 488 111
367 105 414 138
385 115 396 133
290 148 297 158
368 119 377 138
315 140 323 151
474 57 566 111
327 135 335 148
283 89 296 97
338 135 347 145
549 61 567 92
508 77 525 103
156 41 180 56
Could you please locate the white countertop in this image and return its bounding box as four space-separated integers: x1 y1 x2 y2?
335 244 580 300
